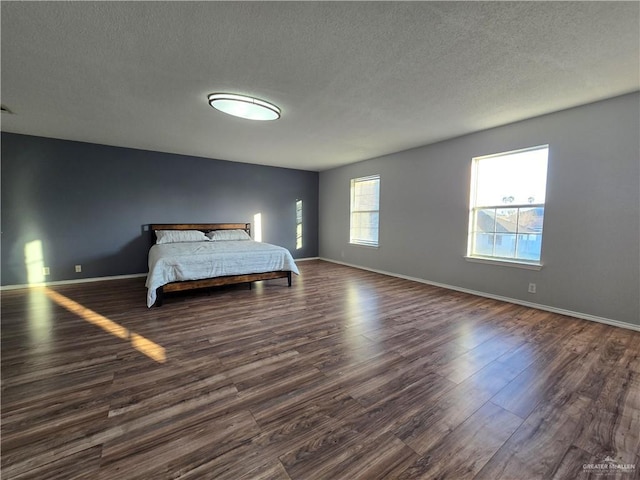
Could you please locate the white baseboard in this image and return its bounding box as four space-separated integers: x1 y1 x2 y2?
0 273 148 291
0 261 319 291
320 258 640 333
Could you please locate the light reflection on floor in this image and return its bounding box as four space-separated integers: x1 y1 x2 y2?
26 287 53 349
450 322 535 388
43 288 166 363
344 282 382 354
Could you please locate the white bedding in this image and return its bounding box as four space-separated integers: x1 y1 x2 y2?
145 240 300 307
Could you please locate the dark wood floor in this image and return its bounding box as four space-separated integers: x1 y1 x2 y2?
2 260 639 479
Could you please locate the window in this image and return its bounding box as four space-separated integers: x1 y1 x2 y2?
350 175 380 247
295 199 303 249
467 145 549 265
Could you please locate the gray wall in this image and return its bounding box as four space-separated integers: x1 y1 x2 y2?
1 133 319 285
319 93 640 326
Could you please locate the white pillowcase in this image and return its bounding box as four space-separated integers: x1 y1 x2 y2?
206 229 251 241
155 230 209 244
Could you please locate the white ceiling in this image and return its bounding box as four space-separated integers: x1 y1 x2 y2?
1 2 638 172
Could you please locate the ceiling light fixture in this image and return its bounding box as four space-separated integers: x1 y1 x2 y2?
207 93 280 121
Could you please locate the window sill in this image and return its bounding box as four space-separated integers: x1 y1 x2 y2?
349 242 379 249
464 256 542 271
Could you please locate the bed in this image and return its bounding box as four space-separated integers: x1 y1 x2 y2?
146 223 299 307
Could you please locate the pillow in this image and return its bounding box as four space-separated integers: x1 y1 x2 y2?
155 230 209 244
206 229 251 241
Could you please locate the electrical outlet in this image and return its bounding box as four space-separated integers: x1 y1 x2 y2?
42 267 50 276
75 265 82 273
528 283 537 294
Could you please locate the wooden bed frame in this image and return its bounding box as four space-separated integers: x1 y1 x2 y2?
149 223 292 306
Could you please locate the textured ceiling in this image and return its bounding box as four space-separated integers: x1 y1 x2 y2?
1 2 638 171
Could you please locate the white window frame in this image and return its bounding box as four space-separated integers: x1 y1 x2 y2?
466 145 549 269
350 174 380 247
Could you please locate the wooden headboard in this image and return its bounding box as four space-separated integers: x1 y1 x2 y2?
149 223 251 244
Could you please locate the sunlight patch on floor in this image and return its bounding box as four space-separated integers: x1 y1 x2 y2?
44 288 166 363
